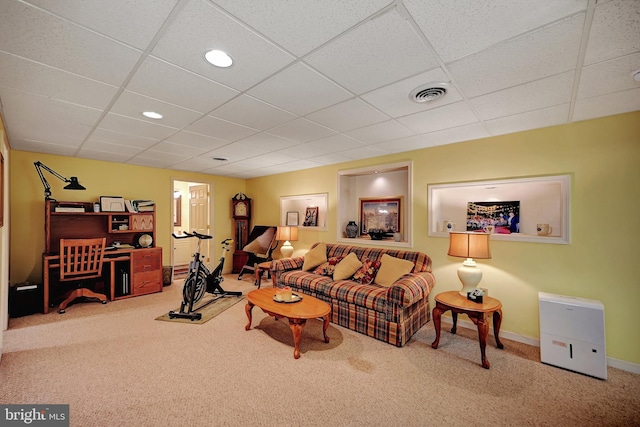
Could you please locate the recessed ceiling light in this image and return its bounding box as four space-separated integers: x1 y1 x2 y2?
204 49 233 68
142 111 163 119
212 157 228 161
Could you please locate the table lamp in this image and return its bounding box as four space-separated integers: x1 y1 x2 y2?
275 226 298 258
448 232 491 296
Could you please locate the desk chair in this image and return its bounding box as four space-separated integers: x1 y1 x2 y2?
58 237 108 314
237 226 278 282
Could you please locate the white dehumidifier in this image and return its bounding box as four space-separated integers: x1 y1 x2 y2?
538 292 607 380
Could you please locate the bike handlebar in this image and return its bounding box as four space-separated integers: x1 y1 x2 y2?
171 232 233 246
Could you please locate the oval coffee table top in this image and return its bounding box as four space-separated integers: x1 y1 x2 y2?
246 288 330 319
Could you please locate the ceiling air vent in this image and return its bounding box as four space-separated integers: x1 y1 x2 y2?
409 82 450 103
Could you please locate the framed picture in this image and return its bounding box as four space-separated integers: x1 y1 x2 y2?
303 206 318 226
100 196 125 212
286 211 299 226
467 201 520 234
174 195 182 226
359 197 401 235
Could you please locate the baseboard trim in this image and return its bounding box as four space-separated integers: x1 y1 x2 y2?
441 318 640 374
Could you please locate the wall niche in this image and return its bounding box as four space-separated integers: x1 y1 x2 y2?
338 161 412 247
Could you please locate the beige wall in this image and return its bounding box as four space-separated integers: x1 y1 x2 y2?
5 111 640 366
247 112 640 365
10 151 246 282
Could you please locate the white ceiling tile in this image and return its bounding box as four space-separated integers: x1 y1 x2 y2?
266 118 336 143
470 71 574 120
573 88 640 122
210 95 297 130
306 8 439 94
421 123 490 147
211 0 391 56
485 104 570 136
361 68 463 118
247 151 301 166
127 156 175 168
86 128 158 150
25 0 180 50
577 53 640 100
285 134 365 158
9 138 79 157
345 120 415 144
137 150 191 164
306 98 389 132
166 131 228 151
326 144 387 161
0 52 118 110
201 144 253 162
185 115 258 142
372 135 433 152
405 0 587 63
76 149 133 164
0 1 141 85
248 63 352 115
449 14 585 98
147 141 209 157
127 56 239 113
82 139 144 156
170 157 222 172
151 0 294 91
584 0 640 65
233 133 302 156
99 113 178 140
397 101 479 134
110 91 203 129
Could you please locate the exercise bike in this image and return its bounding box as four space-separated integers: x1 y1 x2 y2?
169 232 242 321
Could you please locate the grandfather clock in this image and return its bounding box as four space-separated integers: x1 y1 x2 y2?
231 193 251 274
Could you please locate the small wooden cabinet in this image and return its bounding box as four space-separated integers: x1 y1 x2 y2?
132 248 162 296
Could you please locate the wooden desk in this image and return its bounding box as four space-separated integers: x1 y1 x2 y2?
431 290 504 369
43 247 162 314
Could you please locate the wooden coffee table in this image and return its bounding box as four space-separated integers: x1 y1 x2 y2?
245 288 331 359
431 290 504 369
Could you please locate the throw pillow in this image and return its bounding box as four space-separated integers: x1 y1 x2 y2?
374 254 414 287
333 252 363 281
352 258 382 285
313 256 344 276
302 242 327 271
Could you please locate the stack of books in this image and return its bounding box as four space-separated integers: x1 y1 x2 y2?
124 200 155 212
54 203 85 213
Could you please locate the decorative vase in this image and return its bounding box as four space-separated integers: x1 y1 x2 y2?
345 221 358 238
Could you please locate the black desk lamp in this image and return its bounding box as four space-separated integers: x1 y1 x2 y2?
34 161 86 201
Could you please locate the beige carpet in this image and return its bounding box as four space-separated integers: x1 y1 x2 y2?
155 294 245 324
1 275 639 427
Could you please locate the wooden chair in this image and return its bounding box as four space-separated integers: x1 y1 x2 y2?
58 237 108 314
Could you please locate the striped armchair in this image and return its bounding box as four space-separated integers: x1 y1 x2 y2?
271 242 436 347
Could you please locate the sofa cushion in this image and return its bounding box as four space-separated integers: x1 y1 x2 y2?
312 256 344 276
281 270 334 295
324 280 389 312
352 258 382 285
333 252 362 280
374 254 415 287
302 242 327 271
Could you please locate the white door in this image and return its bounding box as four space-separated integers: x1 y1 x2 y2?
189 184 210 264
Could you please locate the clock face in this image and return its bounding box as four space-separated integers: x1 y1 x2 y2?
235 201 247 217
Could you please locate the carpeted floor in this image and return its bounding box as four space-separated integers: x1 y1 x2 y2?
1 275 639 426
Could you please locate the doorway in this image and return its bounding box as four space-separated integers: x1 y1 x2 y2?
172 179 212 279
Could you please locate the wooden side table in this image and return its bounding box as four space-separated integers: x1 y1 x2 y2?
431 290 504 369
255 261 273 288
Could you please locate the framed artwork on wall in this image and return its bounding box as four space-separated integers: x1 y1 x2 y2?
359 197 402 235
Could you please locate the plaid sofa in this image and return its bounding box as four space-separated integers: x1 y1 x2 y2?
271 242 436 347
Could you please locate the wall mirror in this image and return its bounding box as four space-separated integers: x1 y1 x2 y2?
428 174 571 244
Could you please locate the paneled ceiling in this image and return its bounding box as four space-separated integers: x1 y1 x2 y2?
1 0 638 178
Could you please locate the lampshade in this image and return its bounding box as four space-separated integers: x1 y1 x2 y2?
63 177 86 190
275 226 298 242
275 226 298 258
448 232 491 259
448 232 491 297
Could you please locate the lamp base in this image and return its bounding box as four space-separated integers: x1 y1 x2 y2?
457 259 483 296
281 241 294 258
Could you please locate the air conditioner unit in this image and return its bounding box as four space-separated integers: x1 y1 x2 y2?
538 292 607 380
